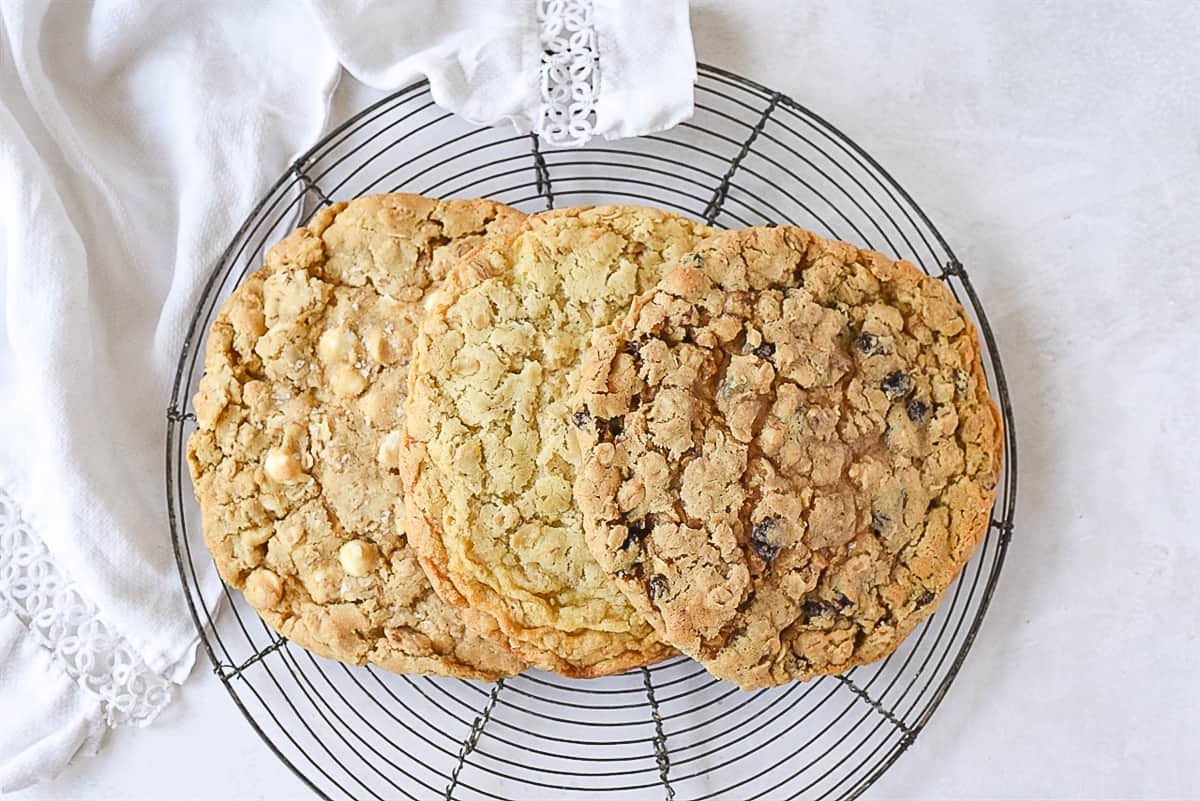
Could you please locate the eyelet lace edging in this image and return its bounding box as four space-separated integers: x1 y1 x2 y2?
536 0 599 147
0 486 172 727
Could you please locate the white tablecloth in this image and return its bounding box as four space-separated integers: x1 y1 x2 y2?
12 1 1200 799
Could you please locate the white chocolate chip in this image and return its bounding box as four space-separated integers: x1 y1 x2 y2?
244 568 283 608
377 430 403 469
338 540 378 577
364 328 393 364
240 526 273 548
305 566 339 603
330 364 368 397
264 447 305 483
318 325 358 365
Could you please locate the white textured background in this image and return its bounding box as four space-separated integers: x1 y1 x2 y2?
13 1 1200 799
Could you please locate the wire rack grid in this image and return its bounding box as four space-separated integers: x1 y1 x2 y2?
165 64 1017 801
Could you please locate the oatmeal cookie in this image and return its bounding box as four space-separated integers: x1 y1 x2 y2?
401 205 715 676
187 194 527 679
573 226 1003 688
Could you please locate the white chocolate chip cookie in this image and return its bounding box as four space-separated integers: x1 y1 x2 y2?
187 194 527 679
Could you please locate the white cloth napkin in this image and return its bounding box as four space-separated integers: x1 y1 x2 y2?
309 0 696 146
0 0 695 791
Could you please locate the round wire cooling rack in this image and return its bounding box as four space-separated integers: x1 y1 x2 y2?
166 64 1017 801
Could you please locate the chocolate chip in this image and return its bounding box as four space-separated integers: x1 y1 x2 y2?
906 399 929 423
916 591 935 607
854 332 878 355
595 416 624 440
802 600 831 622
620 516 653 550
881 371 913 400
753 539 781 562
630 393 642 410
614 563 644 582
647 574 668 601
750 517 781 562
834 592 854 609
752 341 775 360
623 339 642 360
572 410 591 430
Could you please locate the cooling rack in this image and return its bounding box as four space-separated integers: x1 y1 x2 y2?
166 63 1017 801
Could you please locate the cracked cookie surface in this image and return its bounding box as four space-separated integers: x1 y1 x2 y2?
187 194 526 679
401 206 714 676
573 226 1003 688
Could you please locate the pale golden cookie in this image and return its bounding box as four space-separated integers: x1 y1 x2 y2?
573 226 1003 688
401 206 715 676
187 194 527 679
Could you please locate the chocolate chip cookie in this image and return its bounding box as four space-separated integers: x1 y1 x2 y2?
400 206 715 676
573 225 1003 688
187 194 527 679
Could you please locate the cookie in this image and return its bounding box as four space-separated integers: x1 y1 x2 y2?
573 226 1003 689
401 205 715 676
187 194 527 680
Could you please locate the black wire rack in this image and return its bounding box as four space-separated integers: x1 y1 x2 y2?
166 64 1017 801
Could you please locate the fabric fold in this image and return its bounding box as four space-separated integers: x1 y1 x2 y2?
592 0 696 140
0 612 105 793
306 0 541 133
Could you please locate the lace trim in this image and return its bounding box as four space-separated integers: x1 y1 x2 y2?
536 0 599 147
0 486 172 727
